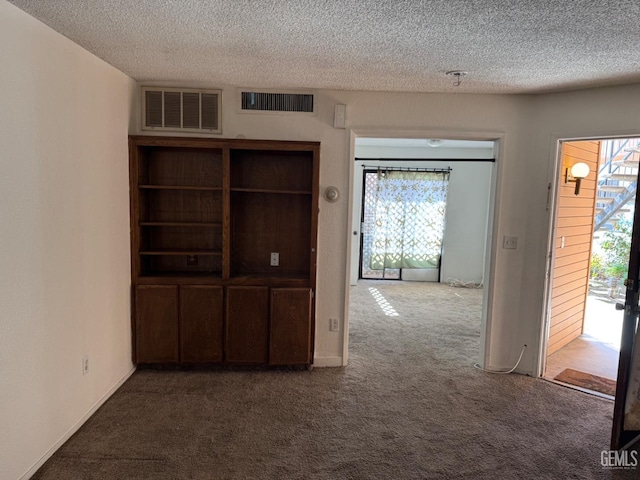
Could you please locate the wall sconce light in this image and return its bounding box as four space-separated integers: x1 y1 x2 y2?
324 186 340 203
565 162 590 195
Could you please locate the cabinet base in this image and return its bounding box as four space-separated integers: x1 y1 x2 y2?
136 363 313 371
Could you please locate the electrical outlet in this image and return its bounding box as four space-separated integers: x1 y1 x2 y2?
82 355 89 375
270 252 279 266
502 235 518 250
330 318 339 332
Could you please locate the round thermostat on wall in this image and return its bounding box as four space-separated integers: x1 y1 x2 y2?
324 186 340 203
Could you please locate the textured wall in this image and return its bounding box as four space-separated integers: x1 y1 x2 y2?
0 2 136 479
134 84 532 368
120 79 640 375
523 84 640 375
5 3 640 476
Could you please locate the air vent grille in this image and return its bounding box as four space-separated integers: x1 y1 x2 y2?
202 94 219 129
164 92 181 128
182 93 200 129
241 91 314 113
142 87 221 133
145 91 162 127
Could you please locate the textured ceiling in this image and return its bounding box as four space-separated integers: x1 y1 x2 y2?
9 0 640 94
356 138 493 149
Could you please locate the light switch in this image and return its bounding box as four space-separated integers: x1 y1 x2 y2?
270 252 279 266
503 235 518 250
334 104 346 129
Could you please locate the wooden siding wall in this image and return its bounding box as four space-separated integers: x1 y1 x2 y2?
548 141 600 356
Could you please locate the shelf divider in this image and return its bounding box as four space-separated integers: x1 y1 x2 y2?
140 222 222 227
140 250 223 256
230 187 312 195
139 185 222 191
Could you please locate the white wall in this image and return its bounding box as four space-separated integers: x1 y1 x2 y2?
341 88 640 375
4 7 640 477
355 144 495 160
0 2 136 479
135 84 533 369
349 154 493 286
0 14 640 479
72 69 640 382
4 3 640 475
522 85 640 375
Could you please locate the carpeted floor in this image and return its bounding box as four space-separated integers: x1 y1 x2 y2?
32 281 637 479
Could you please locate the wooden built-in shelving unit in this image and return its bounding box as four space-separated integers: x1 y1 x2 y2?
129 136 319 366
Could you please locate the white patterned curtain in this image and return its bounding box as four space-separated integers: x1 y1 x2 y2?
370 170 449 270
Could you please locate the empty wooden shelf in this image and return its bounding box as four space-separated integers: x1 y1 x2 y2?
129 136 319 366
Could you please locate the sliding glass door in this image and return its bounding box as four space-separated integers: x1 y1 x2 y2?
359 168 449 280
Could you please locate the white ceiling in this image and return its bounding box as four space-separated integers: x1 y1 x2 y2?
356 138 493 149
355 138 495 160
9 0 640 94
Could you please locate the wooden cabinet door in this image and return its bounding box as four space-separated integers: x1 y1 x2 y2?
270 288 312 365
180 286 223 363
226 287 269 364
135 285 179 363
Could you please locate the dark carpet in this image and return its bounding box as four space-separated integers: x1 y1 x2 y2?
32 281 637 479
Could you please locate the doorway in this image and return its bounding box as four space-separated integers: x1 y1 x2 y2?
544 138 639 398
345 135 498 368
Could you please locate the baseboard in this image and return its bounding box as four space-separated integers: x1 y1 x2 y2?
480 365 527 375
20 366 136 480
401 268 439 282
313 356 344 367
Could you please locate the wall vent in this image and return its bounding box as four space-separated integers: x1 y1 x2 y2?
240 90 315 114
142 87 221 133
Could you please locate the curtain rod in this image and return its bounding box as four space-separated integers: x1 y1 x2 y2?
361 165 452 173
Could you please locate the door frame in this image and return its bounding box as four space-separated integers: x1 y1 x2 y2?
538 138 599 377
540 132 640 452
539 137 561 377
538 134 640 377
343 129 503 367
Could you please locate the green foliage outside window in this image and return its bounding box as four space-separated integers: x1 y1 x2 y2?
600 219 632 281
590 219 632 297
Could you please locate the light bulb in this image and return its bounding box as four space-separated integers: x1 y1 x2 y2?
570 162 590 179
